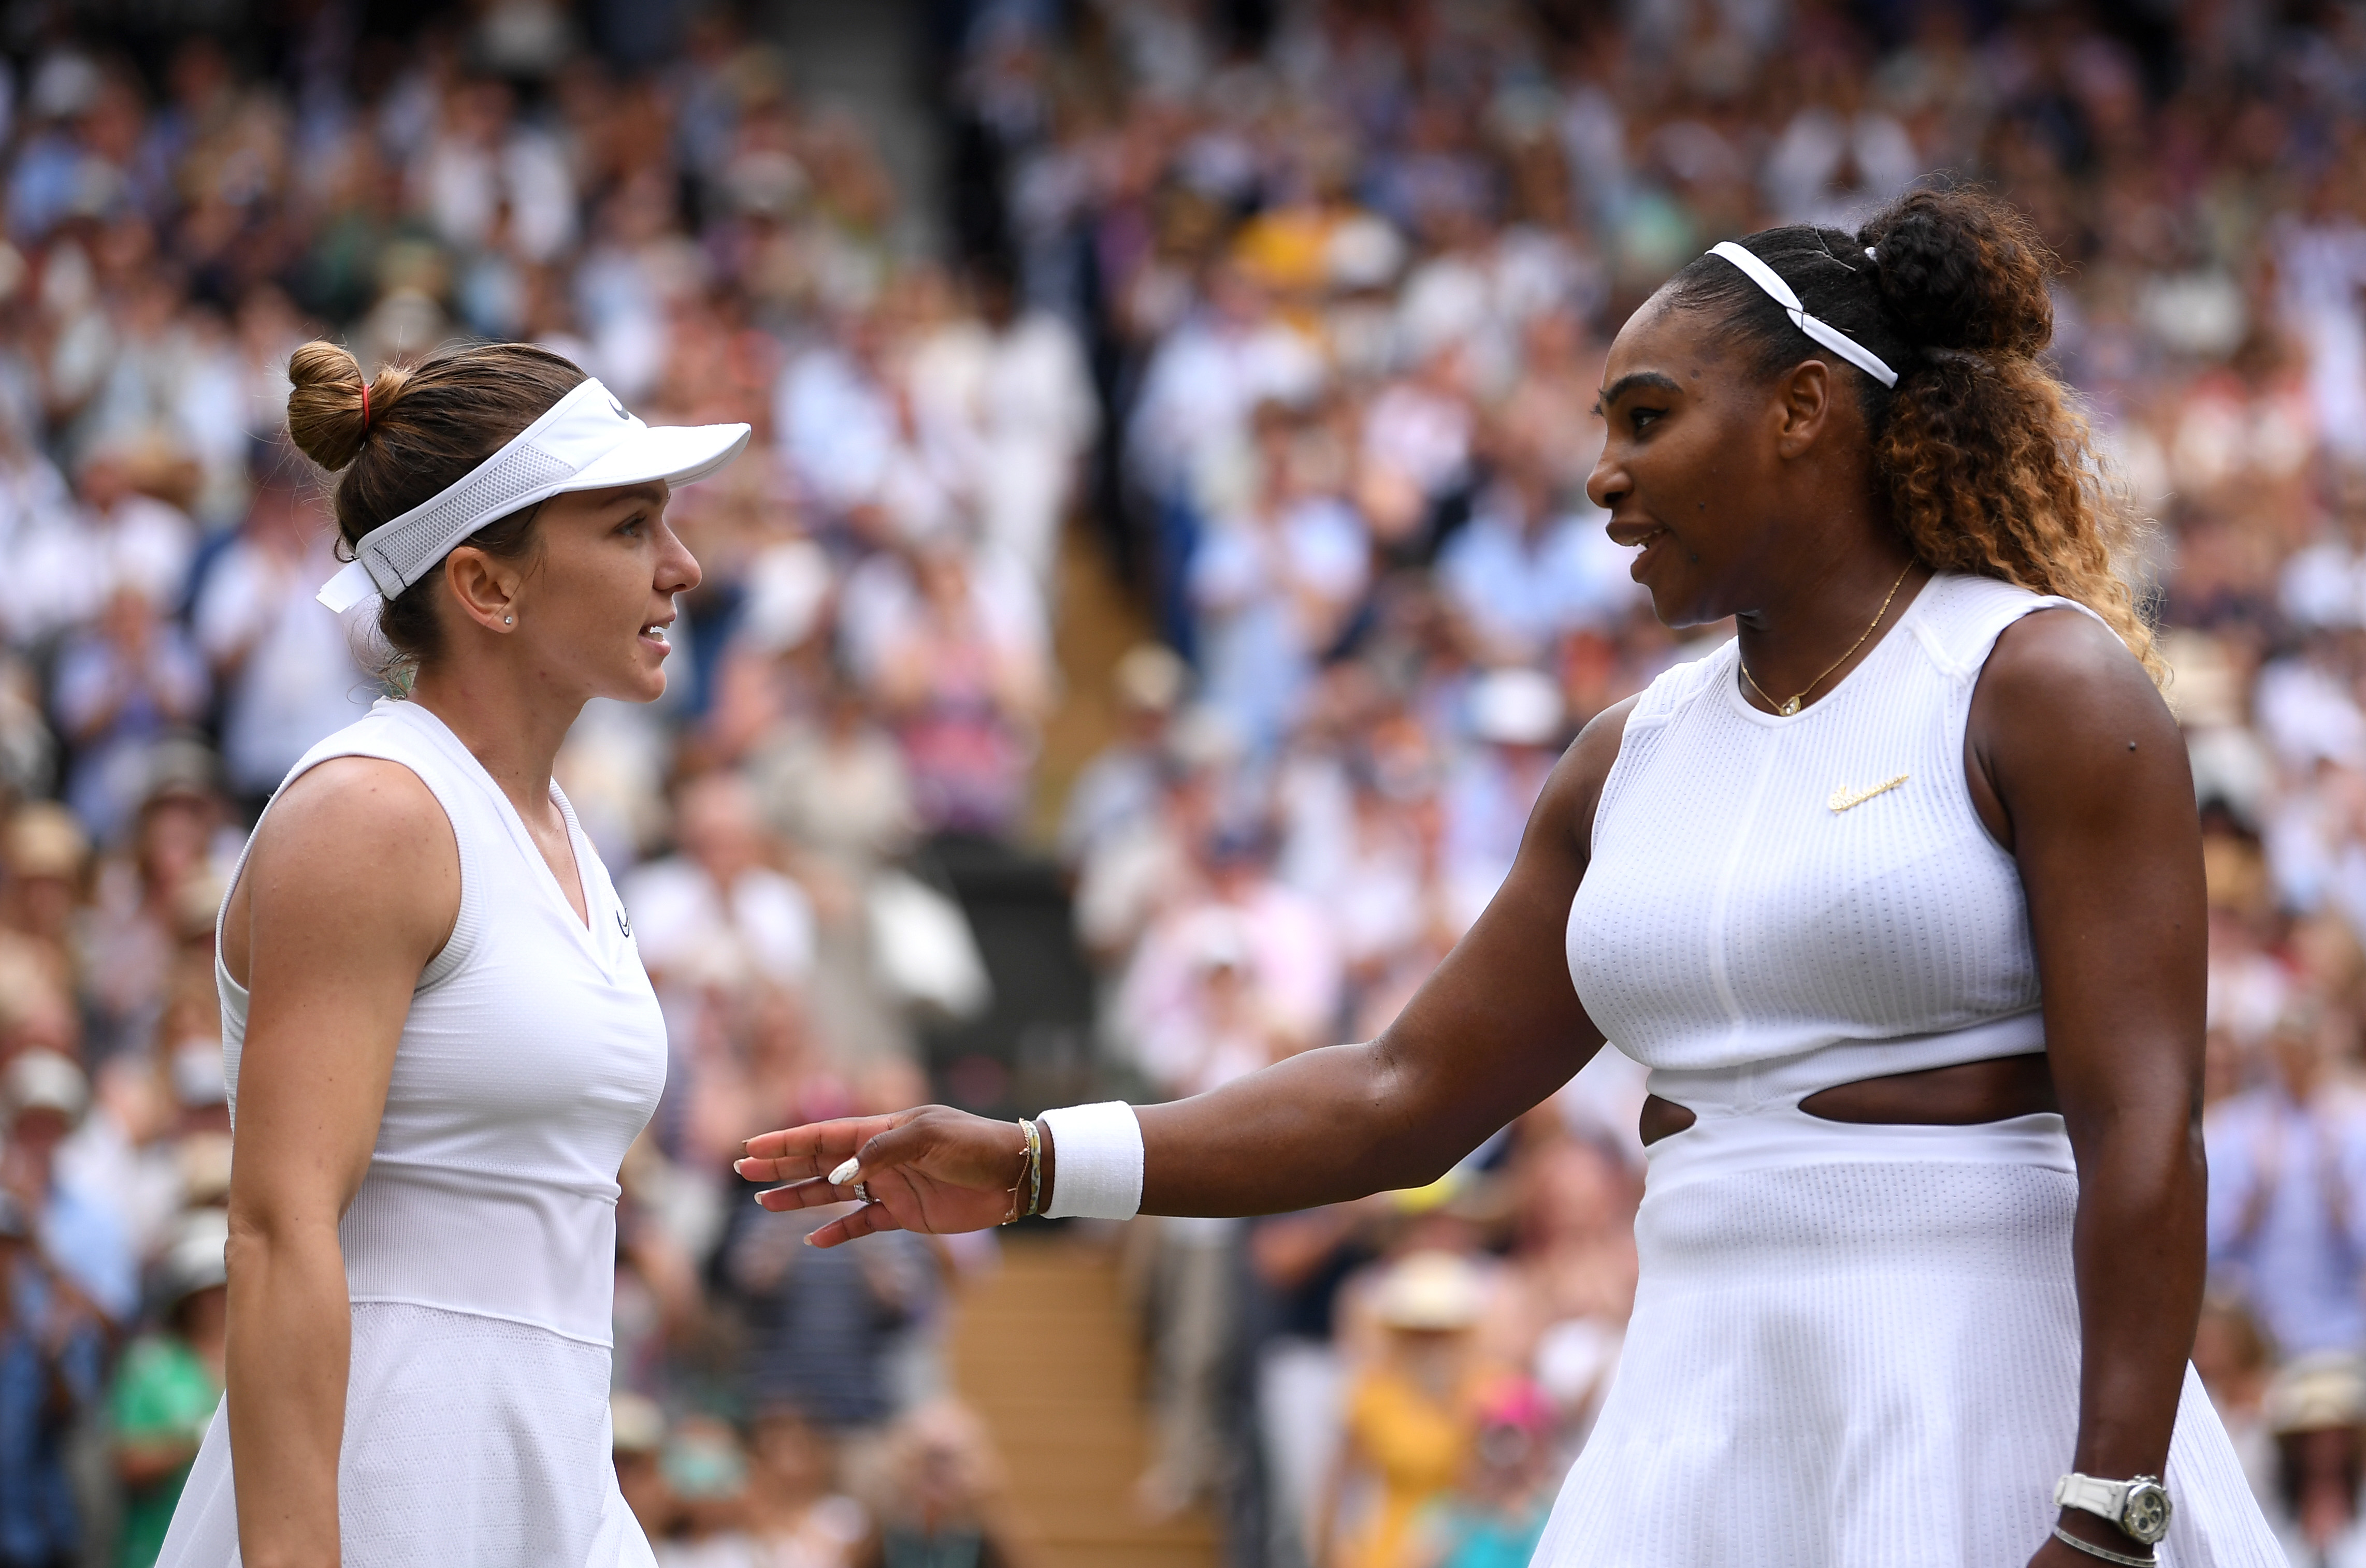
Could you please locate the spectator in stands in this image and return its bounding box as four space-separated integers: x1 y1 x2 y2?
50 587 208 844
110 1209 227 1568
719 1197 938 1434
1056 643 1188 872
2195 1291 2278 1507
2261 1353 2366 1565
3 1051 133 1327
189 455 371 815
626 770 816 989
1507 1135 1638 1449
9 447 195 654
1188 400 1369 757
78 750 225 1059
1435 437 1615 667
1321 1251 1492 1568
613 1393 674 1542
2206 997 2366 1357
0 805 86 1004
1412 1376 1558 1568
0 1189 103 1568
866 534 1050 837
853 1401 1026 1568
654 1416 753 1567
741 1406 867 1568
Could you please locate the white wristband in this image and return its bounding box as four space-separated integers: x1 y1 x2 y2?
1038 1101 1144 1219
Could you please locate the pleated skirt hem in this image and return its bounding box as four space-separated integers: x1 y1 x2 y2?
1530 1148 2285 1568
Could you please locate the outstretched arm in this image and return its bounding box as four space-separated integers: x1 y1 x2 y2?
737 699 1636 1245
1972 611 2207 1567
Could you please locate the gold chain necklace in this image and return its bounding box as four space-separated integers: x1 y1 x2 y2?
1738 563 1913 717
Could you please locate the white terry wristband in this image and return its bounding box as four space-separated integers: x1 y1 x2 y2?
1039 1101 1144 1219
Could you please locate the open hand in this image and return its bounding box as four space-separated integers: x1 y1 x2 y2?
735 1105 1029 1247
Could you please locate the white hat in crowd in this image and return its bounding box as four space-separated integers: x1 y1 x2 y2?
1469 667 1566 748
4 1049 88 1123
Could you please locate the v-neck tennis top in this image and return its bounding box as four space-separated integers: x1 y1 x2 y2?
215 696 668 1345
1566 573 2102 1114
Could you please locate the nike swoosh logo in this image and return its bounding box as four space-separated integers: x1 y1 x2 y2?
1828 774 1909 813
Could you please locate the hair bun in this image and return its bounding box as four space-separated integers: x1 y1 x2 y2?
1860 190 2053 361
285 341 411 472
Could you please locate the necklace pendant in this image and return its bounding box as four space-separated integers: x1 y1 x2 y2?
1779 697 1802 716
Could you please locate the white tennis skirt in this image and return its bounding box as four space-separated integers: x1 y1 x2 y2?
1530 1107 2286 1568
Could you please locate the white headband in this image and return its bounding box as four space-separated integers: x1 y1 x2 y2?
1707 241 1899 389
318 376 751 612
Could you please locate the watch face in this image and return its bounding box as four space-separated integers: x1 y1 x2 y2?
2122 1482 2172 1545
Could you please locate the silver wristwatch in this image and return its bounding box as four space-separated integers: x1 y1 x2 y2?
2054 1472 2172 1546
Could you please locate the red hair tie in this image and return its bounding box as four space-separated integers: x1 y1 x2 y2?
359 378 371 432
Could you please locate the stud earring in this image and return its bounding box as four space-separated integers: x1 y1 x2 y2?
502 615 514 625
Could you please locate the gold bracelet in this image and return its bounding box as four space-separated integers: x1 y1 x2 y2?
1023 1117 1042 1217
1000 1123 1024 1225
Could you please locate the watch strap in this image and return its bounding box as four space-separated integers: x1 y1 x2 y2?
2054 1473 2129 1521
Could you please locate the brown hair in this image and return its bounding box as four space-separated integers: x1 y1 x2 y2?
284 340 588 672
1667 188 2161 680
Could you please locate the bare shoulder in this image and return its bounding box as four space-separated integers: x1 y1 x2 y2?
239 757 458 968
1970 606 2190 829
1975 605 2171 730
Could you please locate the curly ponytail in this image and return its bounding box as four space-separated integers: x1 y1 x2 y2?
1668 188 2161 682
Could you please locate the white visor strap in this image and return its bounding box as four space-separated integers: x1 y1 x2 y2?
1707 241 1899 390
315 377 749 613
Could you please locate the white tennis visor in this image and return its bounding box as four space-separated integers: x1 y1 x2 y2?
316 376 751 612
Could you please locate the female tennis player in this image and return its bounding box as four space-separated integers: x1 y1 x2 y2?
160 342 745 1567
739 189 2284 1567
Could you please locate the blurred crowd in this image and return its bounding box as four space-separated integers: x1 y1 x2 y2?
0 0 2364 1565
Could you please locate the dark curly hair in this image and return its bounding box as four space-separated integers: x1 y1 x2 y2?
1665 187 2159 680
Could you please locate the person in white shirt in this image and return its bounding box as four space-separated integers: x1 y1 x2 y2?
191 460 373 809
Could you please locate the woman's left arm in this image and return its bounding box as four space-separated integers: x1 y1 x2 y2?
1971 608 2205 1564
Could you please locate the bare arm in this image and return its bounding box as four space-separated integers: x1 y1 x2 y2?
1970 611 2205 1562
738 699 1636 1243
221 759 455 1568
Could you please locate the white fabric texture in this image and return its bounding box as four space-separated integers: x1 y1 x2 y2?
1040 1100 1144 1219
1534 1122 2279 1567
1547 574 2283 1565
318 376 748 610
160 698 668 1566
1570 573 2088 1110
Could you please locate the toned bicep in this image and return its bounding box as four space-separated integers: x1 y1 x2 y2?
228 759 459 1232
1370 696 1634 1146
1975 612 2204 1124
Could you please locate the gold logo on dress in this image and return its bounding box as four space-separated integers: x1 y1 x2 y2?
1828 774 1909 813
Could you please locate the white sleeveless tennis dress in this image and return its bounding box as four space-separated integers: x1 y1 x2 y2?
160 698 665 1567
1537 575 2282 1566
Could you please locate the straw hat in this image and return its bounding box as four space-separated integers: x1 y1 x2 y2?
1374 1250 1485 1331
4 803 85 880
2266 1352 2366 1435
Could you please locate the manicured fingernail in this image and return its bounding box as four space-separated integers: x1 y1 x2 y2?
801 1232 815 1246
828 1157 860 1185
